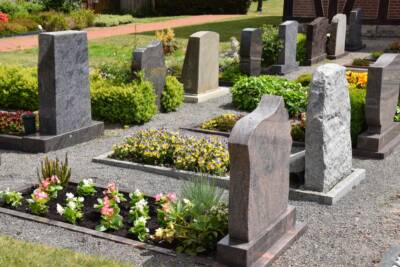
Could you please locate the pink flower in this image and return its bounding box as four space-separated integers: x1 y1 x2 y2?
101 206 114 217
34 189 48 200
50 175 60 184
104 182 116 195
161 203 170 213
166 192 176 202
41 179 50 190
154 193 163 202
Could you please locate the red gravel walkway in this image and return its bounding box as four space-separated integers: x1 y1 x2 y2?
0 15 239 52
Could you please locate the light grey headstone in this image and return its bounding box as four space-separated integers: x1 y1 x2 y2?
305 64 352 192
346 8 364 51
181 31 219 95
132 41 167 108
327 14 347 59
269 20 299 75
38 31 92 135
239 28 262 76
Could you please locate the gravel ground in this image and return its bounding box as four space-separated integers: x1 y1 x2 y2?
0 39 399 266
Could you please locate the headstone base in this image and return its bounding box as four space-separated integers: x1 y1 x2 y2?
289 168 366 205
216 206 306 267
0 121 104 153
327 52 348 60
345 43 366 51
266 63 299 75
184 87 230 103
304 53 327 66
355 122 400 159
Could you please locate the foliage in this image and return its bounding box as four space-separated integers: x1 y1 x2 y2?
38 175 63 199
90 71 157 124
128 190 150 241
152 179 228 255
27 188 50 215
93 14 134 27
111 129 230 176
155 28 178 55
38 155 71 187
346 71 368 89
371 51 383 60
161 75 184 112
69 9 95 29
352 58 370 67
201 113 243 132
97 61 132 85
76 179 97 197
0 0 43 18
57 193 84 224
36 11 68 31
396 105 400 122
290 113 306 142
295 73 312 87
153 0 251 16
261 24 283 67
296 33 307 66
349 86 367 145
0 111 27 134
219 57 243 83
0 188 23 207
0 65 38 110
231 75 308 116
40 0 82 13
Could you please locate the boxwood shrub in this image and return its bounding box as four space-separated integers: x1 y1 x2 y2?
161 75 184 112
153 0 251 15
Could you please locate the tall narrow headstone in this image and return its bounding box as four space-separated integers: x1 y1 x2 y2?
269 20 299 75
239 28 262 76
217 95 306 267
305 17 329 65
356 54 400 158
132 41 167 109
39 31 92 135
327 14 347 59
182 31 228 103
346 8 365 51
305 64 352 192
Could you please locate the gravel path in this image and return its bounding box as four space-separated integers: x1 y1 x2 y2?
0 41 399 266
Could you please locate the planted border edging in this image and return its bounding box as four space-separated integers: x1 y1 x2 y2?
92 150 306 190
289 168 366 205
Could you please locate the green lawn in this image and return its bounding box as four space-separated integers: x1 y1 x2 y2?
0 0 284 68
0 236 131 267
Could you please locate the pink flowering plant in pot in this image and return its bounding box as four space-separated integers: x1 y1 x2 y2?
27 188 50 215
94 182 126 232
128 189 150 241
57 193 84 224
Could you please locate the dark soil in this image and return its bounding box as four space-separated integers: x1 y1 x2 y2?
0 182 177 250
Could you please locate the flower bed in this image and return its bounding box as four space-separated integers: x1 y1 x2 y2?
0 110 33 135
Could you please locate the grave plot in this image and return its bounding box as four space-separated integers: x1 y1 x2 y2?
0 31 104 153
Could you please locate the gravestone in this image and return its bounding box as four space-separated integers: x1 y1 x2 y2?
132 41 167 109
356 54 400 159
217 95 306 267
305 64 352 192
327 14 347 59
305 17 329 65
269 20 299 75
346 8 365 51
182 31 228 103
239 28 262 76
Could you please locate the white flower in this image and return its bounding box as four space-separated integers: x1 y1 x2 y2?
183 198 191 205
135 216 148 225
66 192 74 199
78 197 84 203
135 199 148 211
67 201 76 210
83 179 93 186
134 189 142 197
56 204 65 215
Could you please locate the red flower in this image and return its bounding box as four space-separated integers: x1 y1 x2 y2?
0 12 8 23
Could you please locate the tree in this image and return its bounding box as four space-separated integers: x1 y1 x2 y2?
257 0 263 12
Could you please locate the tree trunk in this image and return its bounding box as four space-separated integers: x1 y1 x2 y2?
257 0 263 12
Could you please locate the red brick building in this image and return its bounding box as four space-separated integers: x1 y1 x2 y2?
283 0 400 24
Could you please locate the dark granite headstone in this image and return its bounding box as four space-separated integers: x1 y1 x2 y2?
356 54 400 158
346 8 365 51
239 28 262 76
132 41 167 108
217 95 306 267
305 17 329 66
39 31 92 135
269 20 299 75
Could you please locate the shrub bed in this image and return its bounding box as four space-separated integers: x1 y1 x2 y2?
93 14 134 27
111 129 230 176
153 0 251 15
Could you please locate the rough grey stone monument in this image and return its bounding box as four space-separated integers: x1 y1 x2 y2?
182 31 229 103
346 8 365 51
132 41 167 109
356 54 400 159
305 64 352 192
217 95 306 267
327 14 347 59
269 20 299 75
305 17 329 65
239 28 262 76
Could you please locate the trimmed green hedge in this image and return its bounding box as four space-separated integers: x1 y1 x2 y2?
161 76 184 112
153 0 251 15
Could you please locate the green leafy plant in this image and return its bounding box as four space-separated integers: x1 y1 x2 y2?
76 179 96 197
155 28 178 55
69 9 95 30
40 0 81 12
37 11 68 31
261 24 283 67
27 188 50 215
296 33 307 66
57 193 84 224
0 188 23 207
219 57 243 83
128 190 150 241
93 14 134 27
111 129 230 176
38 155 71 187
295 73 312 87
371 51 383 60
231 75 308 116
161 75 184 112
349 86 367 145
395 105 400 122
352 58 370 67
201 113 243 132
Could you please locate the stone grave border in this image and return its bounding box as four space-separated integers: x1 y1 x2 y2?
92 150 306 190
377 245 400 267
